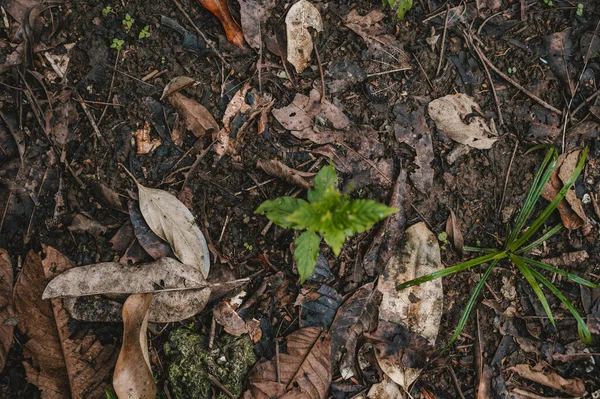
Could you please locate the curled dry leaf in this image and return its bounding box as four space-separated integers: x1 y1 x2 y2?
68 213 108 237
506 363 585 397
113 293 156 399
243 327 332 399
213 301 261 341
0 249 13 373
237 0 275 49
134 122 161 154
129 201 173 260
377 222 443 389
285 0 323 73
257 159 311 190
160 76 195 100
136 182 211 278
199 0 244 47
445 209 464 255
428 94 498 149
14 247 118 399
168 92 218 138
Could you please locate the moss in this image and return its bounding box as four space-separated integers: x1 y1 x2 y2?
164 329 256 399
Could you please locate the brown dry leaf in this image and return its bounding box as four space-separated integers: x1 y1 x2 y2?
113 293 156 399
507 363 585 396
14 247 118 399
237 0 275 49
160 76 195 100
199 0 244 48
134 122 161 154
377 222 443 389
243 327 331 399
0 249 14 373
168 92 218 137
428 94 498 149
543 29 575 96
330 282 382 379
367 376 402 399
558 150 591 234
90 182 126 212
68 213 108 237
129 201 173 260
542 250 588 267
257 159 312 190
445 210 464 255
285 0 323 73
213 301 261 340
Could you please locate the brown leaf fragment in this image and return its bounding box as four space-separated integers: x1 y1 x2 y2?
542 250 588 267
90 182 126 212
213 301 261 339
134 122 162 154
243 327 331 399
285 0 323 73
543 29 575 96
257 159 311 190
14 247 118 399
160 76 196 100
0 249 14 373
168 92 218 137
128 201 173 260
506 363 585 397
445 209 464 255
237 0 275 49
68 213 108 237
113 293 156 399
199 0 245 48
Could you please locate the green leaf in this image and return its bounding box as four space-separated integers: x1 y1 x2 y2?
384 0 413 20
255 197 307 229
510 254 555 327
333 199 398 235
105 390 118 399
287 187 341 232
323 229 346 256
514 224 562 254
517 255 599 288
308 165 338 203
294 231 321 283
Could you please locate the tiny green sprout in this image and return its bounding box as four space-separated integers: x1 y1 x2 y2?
383 0 413 20
548 0 553 6
576 3 584 16
438 231 449 244
243 242 254 251
161 56 166 64
105 390 117 399
122 13 134 30
508 67 516 74
139 25 150 39
110 38 124 51
102 5 112 16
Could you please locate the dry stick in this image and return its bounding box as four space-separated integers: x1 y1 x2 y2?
413 53 435 92
275 340 281 383
207 374 235 399
98 49 120 127
105 64 155 87
498 138 518 214
436 6 450 76
170 0 229 67
314 40 326 104
73 90 102 139
446 365 466 399
208 316 216 350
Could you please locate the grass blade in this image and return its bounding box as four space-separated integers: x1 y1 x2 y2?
510 254 555 327
510 147 588 251
445 259 499 348
396 251 506 291
528 267 592 344
517 256 599 288
514 224 562 255
464 246 497 254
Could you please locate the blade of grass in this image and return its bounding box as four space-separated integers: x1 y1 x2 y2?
510 254 555 327
517 255 599 288
396 251 506 291
528 267 592 344
510 147 588 251
514 224 562 254
464 246 497 254
445 259 499 348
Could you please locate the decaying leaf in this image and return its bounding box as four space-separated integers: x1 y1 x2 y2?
160 76 196 100
376 222 443 388
134 122 161 154
213 301 261 340
237 0 275 49
136 182 211 278
68 213 108 237
257 159 312 190
0 249 14 373
168 92 218 137
428 94 498 149
506 363 585 397
285 0 323 73
543 29 575 96
199 0 245 48
14 247 118 399
297 284 342 329
129 201 173 260
113 293 156 399
243 327 331 399
445 209 464 255
367 376 402 399
330 282 382 379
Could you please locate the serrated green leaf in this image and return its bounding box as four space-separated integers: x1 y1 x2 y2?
308 165 338 203
323 229 346 256
333 199 398 235
384 0 413 20
294 231 321 283
287 187 341 232
255 197 307 229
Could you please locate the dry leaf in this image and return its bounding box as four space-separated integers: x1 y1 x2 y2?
134 122 161 154
199 0 244 48
257 159 312 190
507 363 585 396
68 213 108 237
129 201 173 260
213 301 261 340
445 209 464 255
367 375 402 399
137 182 211 278
243 327 331 399
113 293 156 399
377 222 443 389
168 92 218 137
285 0 323 73
237 0 275 49
0 249 14 373
543 29 575 96
428 94 498 149
14 247 118 399
160 76 195 100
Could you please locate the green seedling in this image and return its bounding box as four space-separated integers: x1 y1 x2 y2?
139 25 150 39
105 390 117 399
383 0 413 20
102 5 112 16
508 67 517 74
576 3 584 16
543 0 553 6
397 147 596 347
110 38 124 51
438 231 449 250
243 242 254 251
256 165 397 282
122 13 134 30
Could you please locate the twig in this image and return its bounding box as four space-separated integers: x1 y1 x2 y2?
447 365 466 399
74 90 102 139
498 138 518 214
170 0 229 67
98 49 119 127
572 86 600 116
234 178 276 196
366 67 411 77
207 374 235 399
218 214 229 244
181 140 216 189
314 41 326 103
275 340 281 383
413 53 434 92
105 64 156 87
437 6 450 76
208 316 216 350
24 168 48 244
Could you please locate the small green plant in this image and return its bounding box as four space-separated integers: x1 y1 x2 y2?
398 147 596 347
102 5 112 16
543 0 553 6
576 3 584 16
105 390 117 399
139 25 150 39
508 67 517 74
243 242 254 251
122 13 134 30
161 56 166 64
383 0 413 20
437 231 449 250
256 165 397 282
110 38 124 51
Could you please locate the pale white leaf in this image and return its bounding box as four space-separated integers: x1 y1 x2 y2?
285 0 323 73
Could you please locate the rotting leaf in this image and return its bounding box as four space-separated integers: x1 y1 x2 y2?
168 92 218 138
237 0 275 49
428 94 498 149
377 222 443 389
14 247 118 399
445 209 464 255
296 284 342 329
134 122 161 154
0 249 14 373
160 76 196 100
213 300 261 340
129 201 173 260
199 0 245 48
243 326 331 399
285 0 323 73
68 213 108 237
506 363 585 397
543 29 575 96
257 159 312 190
113 293 156 399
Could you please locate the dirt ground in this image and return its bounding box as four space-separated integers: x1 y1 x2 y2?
1 0 600 397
